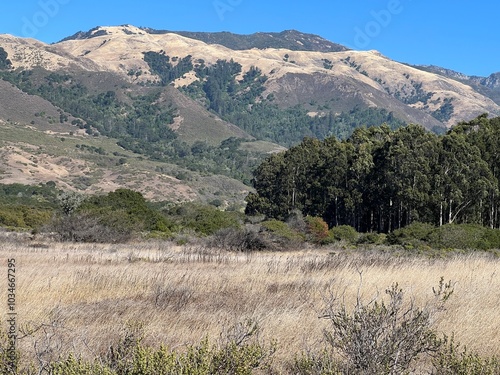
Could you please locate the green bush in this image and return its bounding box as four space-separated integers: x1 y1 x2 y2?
0 207 25 227
0 326 19 374
428 224 499 250
21 207 52 229
386 222 500 251
433 334 500 375
52 354 115 375
356 232 386 245
328 225 359 244
0 205 52 229
386 222 435 248
166 203 242 236
261 219 304 245
289 350 340 374
49 327 273 375
79 189 174 234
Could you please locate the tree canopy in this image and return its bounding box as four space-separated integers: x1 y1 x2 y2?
246 116 500 232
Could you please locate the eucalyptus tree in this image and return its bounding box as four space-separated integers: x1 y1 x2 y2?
451 114 500 227
368 124 438 232
433 131 495 226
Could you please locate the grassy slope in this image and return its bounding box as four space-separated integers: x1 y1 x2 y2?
0 121 252 204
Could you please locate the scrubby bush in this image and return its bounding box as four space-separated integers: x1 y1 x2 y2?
49 321 274 375
165 203 242 236
210 226 269 251
387 222 500 251
44 189 176 242
386 222 435 248
356 232 386 245
0 326 19 374
0 207 25 228
328 225 359 244
433 334 500 375
304 216 329 244
428 224 500 250
72 190 169 235
320 283 442 374
261 219 304 248
0 205 52 229
291 277 500 374
80 189 173 233
47 212 133 243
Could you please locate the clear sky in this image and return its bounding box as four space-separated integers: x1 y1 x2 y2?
1 0 498 77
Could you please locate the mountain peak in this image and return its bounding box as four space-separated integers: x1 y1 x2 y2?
58 25 147 42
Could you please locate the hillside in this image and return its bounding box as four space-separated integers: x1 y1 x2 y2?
0 117 253 204
1 25 499 202
63 27 350 53
413 64 500 106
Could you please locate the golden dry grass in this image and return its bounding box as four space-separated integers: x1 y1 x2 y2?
1 231 499 370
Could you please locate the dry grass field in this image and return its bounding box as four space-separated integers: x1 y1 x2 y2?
1 231 499 372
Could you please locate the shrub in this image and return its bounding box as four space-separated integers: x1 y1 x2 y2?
261 219 304 248
428 224 496 250
49 321 274 375
0 205 53 229
78 189 174 235
166 203 241 236
356 232 386 245
47 213 133 243
433 334 500 375
289 349 340 374
52 354 115 375
286 209 307 233
329 225 359 244
304 216 329 244
319 282 449 374
210 226 269 251
0 207 25 227
0 327 19 374
386 222 435 248
20 207 52 229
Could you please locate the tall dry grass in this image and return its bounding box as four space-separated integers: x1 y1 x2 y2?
1 231 499 370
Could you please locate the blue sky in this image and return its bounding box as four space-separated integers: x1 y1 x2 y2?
1 0 498 77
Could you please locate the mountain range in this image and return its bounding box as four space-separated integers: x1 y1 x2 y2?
0 25 499 205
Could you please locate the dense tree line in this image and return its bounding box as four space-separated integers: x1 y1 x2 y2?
246 115 500 232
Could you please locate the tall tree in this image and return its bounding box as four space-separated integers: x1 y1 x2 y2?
433 131 495 226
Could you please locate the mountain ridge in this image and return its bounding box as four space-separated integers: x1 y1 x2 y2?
59 26 350 53
46 25 500 128
1 25 499 203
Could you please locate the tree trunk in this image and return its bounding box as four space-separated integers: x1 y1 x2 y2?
439 201 443 227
